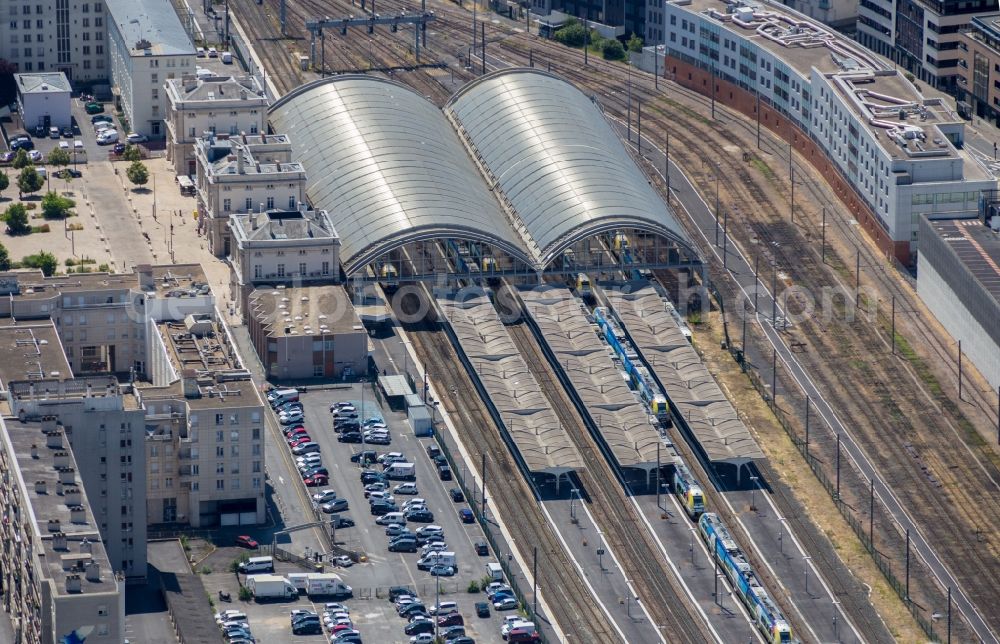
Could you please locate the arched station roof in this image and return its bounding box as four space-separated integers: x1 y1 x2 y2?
268 76 536 275
445 69 694 266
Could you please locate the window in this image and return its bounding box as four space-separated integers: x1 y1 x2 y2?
254 265 262 279
231 445 239 457
216 414 224 426
299 262 306 275
82 17 89 26
253 460 261 473
95 16 102 26
252 477 261 489
277 264 285 277
216 446 224 457
252 443 261 456
165 478 173 488
216 479 224 490
322 261 330 276
216 462 225 474
288 196 296 209
223 198 231 212
313 364 324 376
252 427 261 440
266 196 274 209
231 478 240 490
151 88 158 100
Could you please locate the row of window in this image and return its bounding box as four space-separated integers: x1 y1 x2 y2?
911 191 979 204
187 477 261 491
253 262 331 279
224 196 297 212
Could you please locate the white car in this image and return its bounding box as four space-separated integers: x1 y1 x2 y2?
377 452 405 464
502 616 532 637
296 453 322 466
401 498 427 511
333 555 353 567
208 46 218 57
410 634 436 644
28 150 43 162
126 132 148 144
96 130 118 145
94 121 116 131
311 489 337 504
394 483 419 495
367 491 394 505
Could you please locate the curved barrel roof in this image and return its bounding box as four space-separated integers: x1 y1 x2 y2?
268 76 535 274
445 69 693 266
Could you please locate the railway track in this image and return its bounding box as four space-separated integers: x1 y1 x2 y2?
402 304 623 644
503 311 709 644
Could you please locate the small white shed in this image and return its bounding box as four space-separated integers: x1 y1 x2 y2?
15 72 72 130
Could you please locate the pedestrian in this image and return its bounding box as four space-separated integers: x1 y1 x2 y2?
383 368 387 376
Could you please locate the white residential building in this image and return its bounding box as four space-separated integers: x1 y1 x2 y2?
648 0 996 262
106 0 195 138
0 0 107 81
16 71 72 130
194 132 306 256
165 74 268 176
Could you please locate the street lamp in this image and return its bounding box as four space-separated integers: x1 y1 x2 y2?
803 555 812 595
778 516 787 555
749 475 759 511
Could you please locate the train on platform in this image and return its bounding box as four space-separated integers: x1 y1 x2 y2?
593 305 670 423
673 461 705 518
699 513 794 644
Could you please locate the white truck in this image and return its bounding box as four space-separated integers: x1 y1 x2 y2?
304 572 353 598
384 462 416 480
417 551 456 570
246 574 297 601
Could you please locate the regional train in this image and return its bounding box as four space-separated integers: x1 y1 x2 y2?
699 513 794 643
592 305 670 422
673 461 705 518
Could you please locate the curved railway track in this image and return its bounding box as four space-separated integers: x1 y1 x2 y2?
504 315 709 644
403 311 624 644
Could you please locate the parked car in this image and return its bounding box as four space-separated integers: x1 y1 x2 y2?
449 488 464 502
322 498 349 513
388 537 417 553
367 491 394 505
426 443 441 459
436 612 463 626
474 540 489 556
475 601 490 618
438 465 453 481
91 114 113 124
291 442 320 455
350 450 378 464
112 142 126 155
300 466 329 479
394 482 419 495
398 602 428 618
370 500 397 516
96 130 119 145
458 508 474 524
440 625 466 641
303 473 329 487
338 432 362 443
312 489 337 504
28 149 43 162
234 535 259 549
406 509 434 523
11 137 34 151
126 132 148 144
367 434 392 445
331 516 355 529
385 524 412 537
388 586 416 602
493 596 518 611
404 619 434 636
1 151 15 162
85 102 104 114
364 482 388 496
333 555 353 567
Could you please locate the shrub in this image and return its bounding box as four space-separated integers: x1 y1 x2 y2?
602 39 626 60
553 19 586 48
126 160 149 187
11 149 30 170
229 553 250 573
41 191 75 219
200 565 212 575
0 171 8 192
466 580 480 593
0 243 9 270
238 586 253 602
18 166 44 196
98 263 110 273
627 32 643 52
4 203 30 235
47 148 71 168
65 258 76 266
21 250 57 276
122 145 143 162
30 224 50 234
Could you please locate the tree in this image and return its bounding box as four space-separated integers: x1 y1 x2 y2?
22 250 57 276
18 166 43 196
41 191 75 219
122 145 142 162
126 160 149 188
0 243 9 270
11 149 30 169
602 38 626 60
47 148 71 168
0 171 8 193
553 19 587 48
627 32 643 52
4 203 29 235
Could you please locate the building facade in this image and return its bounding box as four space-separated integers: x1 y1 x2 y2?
959 12 1000 124
16 72 72 130
0 0 107 82
106 0 195 138
645 0 995 262
0 414 125 644
165 74 268 177
194 132 306 257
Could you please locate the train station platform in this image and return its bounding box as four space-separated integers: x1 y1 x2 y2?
519 286 669 472
438 291 584 483
606 285 764 472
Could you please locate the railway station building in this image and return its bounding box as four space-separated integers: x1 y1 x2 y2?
638 0 996 264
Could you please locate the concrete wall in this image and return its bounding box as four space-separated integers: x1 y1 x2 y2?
20 90 72 130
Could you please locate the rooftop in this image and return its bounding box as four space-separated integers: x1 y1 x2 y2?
15 72 71 94
2 416 118 596
105 0 195 56
166 75 266 103
137 264 211 298
926 218 1000 304
248 285 365 338
196 134 303 178
0 323 71 389
230 208 338 244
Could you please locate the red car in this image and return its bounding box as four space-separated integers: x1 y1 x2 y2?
289 436 312 447
234 535 259 549
285 430 309 441
284 426 307 437
304 474 329 487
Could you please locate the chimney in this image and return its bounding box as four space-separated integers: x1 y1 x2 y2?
251 214 258 231
41 416 58 432
80 538 93 554
261 132 266 143
65 487 82 506
85 562 101 582
182 369 201 399
56 480 64 496
65 575 82 593
35 480 47 494
53 451 71 468
137 264 154 290
237 151 245 174
52 532 68 551
70 506 86 524
45 429 63 449
47 519 61 532
30 444 38 459
58 467 76 485
298 201 307 214
241 131 247 144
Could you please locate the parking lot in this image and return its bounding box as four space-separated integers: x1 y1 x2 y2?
197 385 512 643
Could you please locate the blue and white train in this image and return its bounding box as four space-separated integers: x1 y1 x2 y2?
699 513 794 643
673 461 705 518
593 306 670 422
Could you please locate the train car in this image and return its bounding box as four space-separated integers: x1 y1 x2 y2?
612 232 631 251
446 239 467 273
377 262 398 280
575 273 592 298
481 256 497 272
751 589 793 643
664 300 693 340
673 462 704 518
594 306 671 422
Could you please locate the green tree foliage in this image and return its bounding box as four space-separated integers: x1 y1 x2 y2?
41 191 75 219
627 33 643 52
0 243 10 270
0 170 8 192
126 161 149 187
22 250 57 276
18 166 43 195
122 145 142 162
3 203 29 235
553 18 587 48
47 148 71 168
11 149 30 169
602 38 626 60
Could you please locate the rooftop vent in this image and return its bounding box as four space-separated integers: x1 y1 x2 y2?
47 518 61 532
53 451 71 468
52 532 68 551
65 487 82 506
65 574 82 593
58 467 76 485
35 480 47 494
85 562 101 582
30 444 38 458
70 506 86 524
135 38 151 50
80 538 92 554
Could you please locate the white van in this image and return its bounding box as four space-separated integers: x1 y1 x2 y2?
221 51 233 64
238 556 274 574
429 601 457 616
485 562 504 581
417 551 455 570
268 388 299 407
375 511 406 526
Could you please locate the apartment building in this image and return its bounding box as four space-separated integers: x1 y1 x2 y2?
229 206 341 312
857 0 996 92
106 0 195 138
247 285 368 380
959 12 1000 124
194 132 306 257
165 74 268 177
0 0 107 82
649 0 995 263
0 412 124 644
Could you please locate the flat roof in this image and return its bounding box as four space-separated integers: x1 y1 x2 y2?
165 75 265 103
606 285 764 464
0 323 71 389
105 0 195 56
379 374 412 398
440 293 585 474
141 264 211 298
15 72 71 94
519 286 667 469
249 285 364 338
2 417 118 597
925 218 1000 304
230 209 337 244
196 136 304 177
